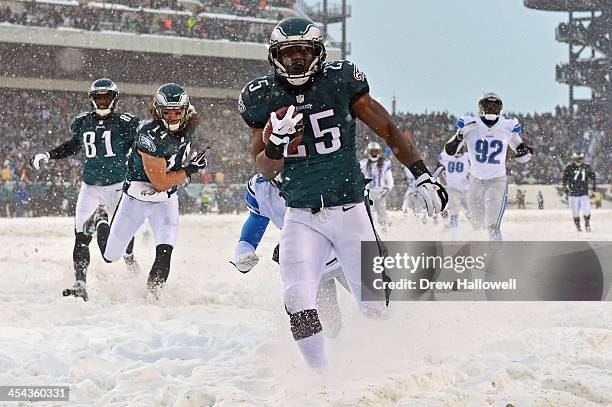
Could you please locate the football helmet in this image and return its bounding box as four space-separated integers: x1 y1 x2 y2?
366 141 382 162
572 151 585 164
153 83 191 132
478 92 503 121
89 78 118 117
268 17 326 86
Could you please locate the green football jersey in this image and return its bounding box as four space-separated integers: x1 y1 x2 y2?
71 111 140 186
239 60 370 208
128 120 195 191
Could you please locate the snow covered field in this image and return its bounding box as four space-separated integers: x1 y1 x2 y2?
1 209 611 406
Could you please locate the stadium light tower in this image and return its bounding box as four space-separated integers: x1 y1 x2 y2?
524 0 611 129
295 0 351 59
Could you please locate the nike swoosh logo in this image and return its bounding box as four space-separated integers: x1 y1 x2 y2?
342 205 356 212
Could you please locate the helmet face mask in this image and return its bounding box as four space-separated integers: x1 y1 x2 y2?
154 83 190 132
89 78 118 117
269 18 326 86
366 141 382 162
479 92 503 121
277 44 317 76
572 152 584 165
92 93 113 110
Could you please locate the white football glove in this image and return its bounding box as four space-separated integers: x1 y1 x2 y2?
30 152 50 170
230 252 260 274
269 105 303 146
415 167 449 217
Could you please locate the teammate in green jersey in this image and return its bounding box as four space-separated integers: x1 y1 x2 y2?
95 83 208 298
239 17 448 369
30 79 141 301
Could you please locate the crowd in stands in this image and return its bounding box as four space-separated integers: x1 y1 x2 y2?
0 88 610 217
0 0 293 42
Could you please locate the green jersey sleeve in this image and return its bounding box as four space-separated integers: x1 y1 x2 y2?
122 113 142 143
70 113 88 142
342 61 370 108
136 126 166 159
238 78 272 128
562 165 571 183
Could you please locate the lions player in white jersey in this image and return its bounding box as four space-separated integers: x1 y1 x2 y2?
445 93 533 240
438 145 470 230
359 142 394 231
231 174 355 337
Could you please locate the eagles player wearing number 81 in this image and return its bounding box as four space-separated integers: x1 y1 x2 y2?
30 78 141 301
239 17 448 369
445 92 533 241
94 83 208 298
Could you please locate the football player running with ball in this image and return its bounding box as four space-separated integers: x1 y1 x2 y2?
30 78 141 302
95 83 208 298
239 17 448 369
445 93 533 241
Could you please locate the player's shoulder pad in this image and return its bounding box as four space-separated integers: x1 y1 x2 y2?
117 111 139 122
456 114 476 129
136 119 155 133
239 74 276 127
71 111 90 130
240 74 275 104
116 112 142 129
501 115 521 133
136 121 166 154
322 60 367 83
247 173 270 192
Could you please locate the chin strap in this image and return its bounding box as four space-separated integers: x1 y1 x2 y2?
164 120 181 131
286 76 310 86
95 109 112 117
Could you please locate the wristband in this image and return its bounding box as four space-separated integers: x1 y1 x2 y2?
408 160 431 179
264 141 285 160
183 165 199 177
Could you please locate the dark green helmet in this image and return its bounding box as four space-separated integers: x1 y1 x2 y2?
268 17 326 86
89 78 118 117
153 83 190 132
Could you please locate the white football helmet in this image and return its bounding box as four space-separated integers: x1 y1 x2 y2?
366 141 382 161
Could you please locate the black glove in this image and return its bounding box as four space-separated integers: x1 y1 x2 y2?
515 143 533 163
183 148 209 177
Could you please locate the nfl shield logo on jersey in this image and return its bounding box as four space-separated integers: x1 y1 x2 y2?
296 94 305 104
